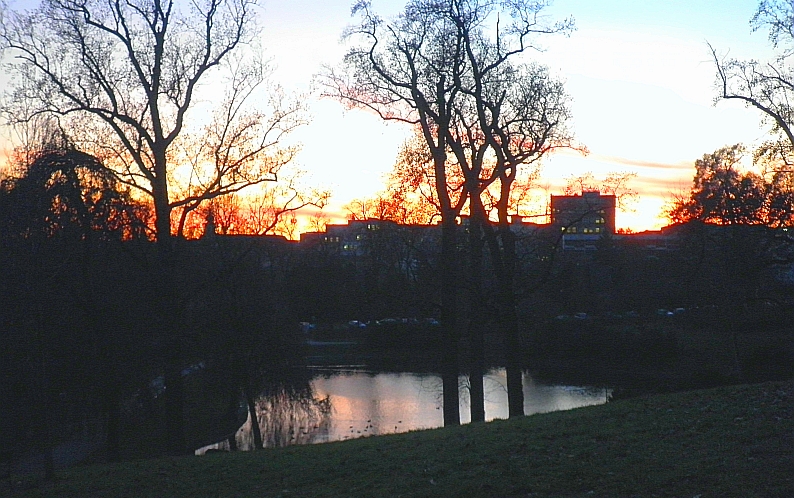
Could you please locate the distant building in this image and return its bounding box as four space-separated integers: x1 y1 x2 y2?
616 225 681 251
549 191 616 250
300 219 401 256
551 191 616 235
295 193 691 256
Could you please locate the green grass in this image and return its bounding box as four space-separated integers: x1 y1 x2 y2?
4 380 792 498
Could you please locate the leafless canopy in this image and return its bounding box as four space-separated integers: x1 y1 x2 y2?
1 0 306 239
323 0 578 425
322 0 578 223
711 1 794 170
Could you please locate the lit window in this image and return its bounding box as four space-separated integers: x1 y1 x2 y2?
356 234 363 240
595 227 601 233
595 217 604 224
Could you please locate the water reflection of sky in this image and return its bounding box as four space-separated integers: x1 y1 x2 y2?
199 369 609 454
312 371 445 441
311 369 609 442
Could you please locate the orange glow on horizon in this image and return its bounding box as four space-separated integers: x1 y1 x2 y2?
293 191 676 237
0 139 687 237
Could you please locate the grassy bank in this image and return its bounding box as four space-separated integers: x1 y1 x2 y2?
4 380 791 498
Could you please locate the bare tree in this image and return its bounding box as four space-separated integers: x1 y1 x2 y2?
169 72 306 238
565 171 637 209
711 1 794 172
455 58 576 420
245 178 330 237
306 209 330 233
564 172 599 195
324 0 472 426
0 0 306 454
186 173 328 239
344 195 401 221
371 129 543 225
385 130 465 225
0 0 306 243
343 162 441 225
325 0 574 423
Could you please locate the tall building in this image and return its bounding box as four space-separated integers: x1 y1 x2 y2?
550 191 616 235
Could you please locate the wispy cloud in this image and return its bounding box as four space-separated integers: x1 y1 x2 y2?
631 175 692 197
552 148 694 171
593 154 693 172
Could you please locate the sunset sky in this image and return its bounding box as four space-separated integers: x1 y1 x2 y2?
0 0 781 232
255 0 777 232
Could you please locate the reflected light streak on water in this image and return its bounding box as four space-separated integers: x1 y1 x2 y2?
197 368 610 454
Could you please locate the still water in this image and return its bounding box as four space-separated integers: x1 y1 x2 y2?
199 368 609 453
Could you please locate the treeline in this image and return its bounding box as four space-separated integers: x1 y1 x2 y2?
0 145 449 468
291 215 794 384
517 222 794 390
1 0 794 475
2 149 793 475
0 147 310 469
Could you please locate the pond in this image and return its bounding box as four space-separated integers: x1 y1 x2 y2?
198 368 610 453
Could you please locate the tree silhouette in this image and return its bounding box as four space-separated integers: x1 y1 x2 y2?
325 0 575 422
0 142 152 470
711 1 794 176
1 0 307 453
668 144 793 227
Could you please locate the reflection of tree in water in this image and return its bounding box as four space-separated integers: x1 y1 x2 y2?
237 384 332 450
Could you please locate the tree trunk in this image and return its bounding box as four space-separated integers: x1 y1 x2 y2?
440 218 460 426
160 262 187 455
483 215 525 419
226 390 240 451
499 227 525 418
504 309 524 418
152 164 172 246
227 434 238 452
467 215 485 423
245 386 263 450
151 176 188 455
105 389 121 463
163 349 185 455
39 355 55 481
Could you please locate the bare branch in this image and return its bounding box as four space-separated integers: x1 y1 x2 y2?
0 0 282 241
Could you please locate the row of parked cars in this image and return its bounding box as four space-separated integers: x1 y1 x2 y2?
554 308 687 321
